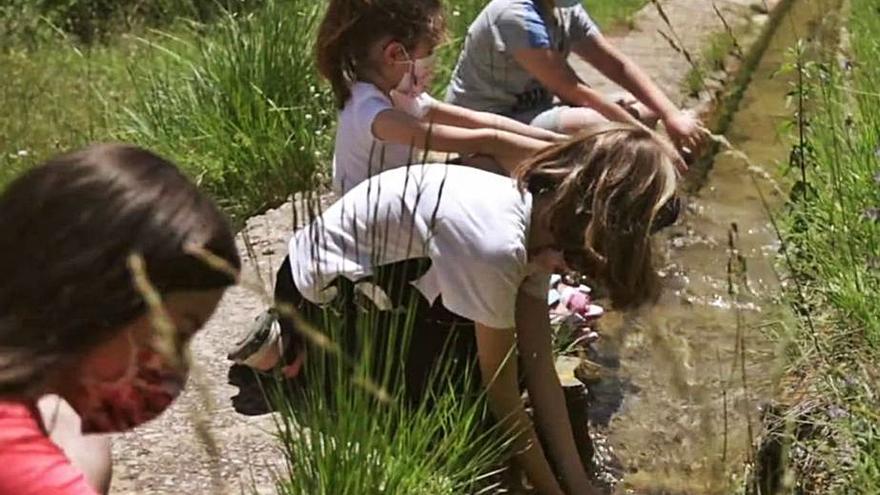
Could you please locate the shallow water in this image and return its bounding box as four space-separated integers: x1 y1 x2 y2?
588 1 841 492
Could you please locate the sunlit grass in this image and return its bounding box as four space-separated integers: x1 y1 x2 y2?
775 0 880 490
0 35 136 188
260 253 513 494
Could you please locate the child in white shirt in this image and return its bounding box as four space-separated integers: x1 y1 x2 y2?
316 0 565 193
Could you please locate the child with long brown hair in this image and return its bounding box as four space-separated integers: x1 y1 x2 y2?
231 124 681 494
315 0 566 193
0 144 240 494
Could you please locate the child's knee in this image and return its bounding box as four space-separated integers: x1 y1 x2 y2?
557 106 606 134
633 102 660 128
611 91 659 128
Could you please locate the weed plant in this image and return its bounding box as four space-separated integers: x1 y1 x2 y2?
584 0 647 31
0 0 262 44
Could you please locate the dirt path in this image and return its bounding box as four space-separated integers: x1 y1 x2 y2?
110 1 778 493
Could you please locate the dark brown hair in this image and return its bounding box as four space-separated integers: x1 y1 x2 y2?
515 123 679 309
0 144 240 395
316 0 446 108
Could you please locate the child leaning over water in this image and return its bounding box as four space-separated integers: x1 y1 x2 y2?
230 124 683 495
316 0 565 193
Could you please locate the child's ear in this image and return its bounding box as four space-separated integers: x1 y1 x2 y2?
382 40 407 64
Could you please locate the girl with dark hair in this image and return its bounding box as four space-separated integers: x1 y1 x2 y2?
231 124 681 495
0 144 240 494
315 0 566 194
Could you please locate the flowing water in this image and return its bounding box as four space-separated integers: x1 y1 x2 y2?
587 1 842 492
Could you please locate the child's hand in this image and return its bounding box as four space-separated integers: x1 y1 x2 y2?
647 129 690 174
663 110 707 156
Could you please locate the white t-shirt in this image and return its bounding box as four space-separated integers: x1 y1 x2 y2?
290 164 550 329
332 82 438 194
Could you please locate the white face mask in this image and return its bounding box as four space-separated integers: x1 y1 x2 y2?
390 49 436 117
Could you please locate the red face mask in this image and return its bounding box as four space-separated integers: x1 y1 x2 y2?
71 335 188 433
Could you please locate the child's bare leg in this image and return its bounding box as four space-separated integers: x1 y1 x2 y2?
552 91 661 135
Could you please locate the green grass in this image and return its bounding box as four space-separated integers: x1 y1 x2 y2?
0 35 137 188
774 0 880 490
1 1 335 222
682 30 739 96
583 0 648 31
1 0 262 43
783 13 880 356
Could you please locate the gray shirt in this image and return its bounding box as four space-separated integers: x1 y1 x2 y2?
445 0 599 115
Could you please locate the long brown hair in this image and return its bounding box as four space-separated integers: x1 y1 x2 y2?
515 123 679 309
316 0 446 108
0 144 240 396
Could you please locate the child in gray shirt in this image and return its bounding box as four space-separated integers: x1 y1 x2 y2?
446 0 705 158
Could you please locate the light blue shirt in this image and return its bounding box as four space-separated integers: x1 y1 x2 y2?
446 0 599 115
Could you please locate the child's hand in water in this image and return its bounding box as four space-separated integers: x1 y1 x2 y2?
663 110 707 156
648 127 691 174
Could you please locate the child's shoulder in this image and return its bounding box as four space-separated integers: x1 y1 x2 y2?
346 82 391 106
340 81 393 119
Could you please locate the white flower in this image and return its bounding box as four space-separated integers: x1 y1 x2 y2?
16 149 29 157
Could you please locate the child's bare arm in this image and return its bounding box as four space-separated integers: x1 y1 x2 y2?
511 47 645 127
426 101 567 142
372 109 550 172
515 291 599 495
572 34 705 152
509 47 690 172
474 323 566 495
